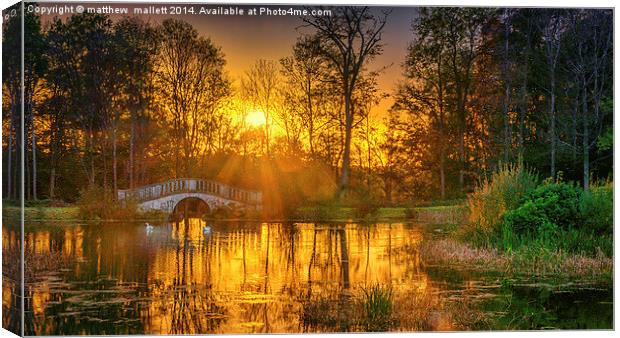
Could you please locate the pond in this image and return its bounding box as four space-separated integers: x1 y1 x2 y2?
2 219 613 334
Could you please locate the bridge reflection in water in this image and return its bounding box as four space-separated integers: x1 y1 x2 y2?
8 220 427 334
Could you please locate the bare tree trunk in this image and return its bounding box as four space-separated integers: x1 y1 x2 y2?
49 167 55 200
503 84 512 162
112 118 118 194
440 148 446 199
129 113 135 189
582 84 589 190
29 105 37 200
502 18 512 162
89 129 95 187
6 115 13 199
550 84 556 180
338 95 353 198
25 131 31 200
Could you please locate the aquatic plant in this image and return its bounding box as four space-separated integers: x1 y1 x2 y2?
361 284 394 331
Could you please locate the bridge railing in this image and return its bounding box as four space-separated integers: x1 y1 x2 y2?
117 178 262 206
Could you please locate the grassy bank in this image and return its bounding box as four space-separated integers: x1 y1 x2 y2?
2 205 168 222
419 237 612 278
3 206 81 221
434 162 614 279
5 204 467 224
294 205 467 224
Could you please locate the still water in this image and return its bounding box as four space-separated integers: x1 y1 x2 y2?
2 219 613 334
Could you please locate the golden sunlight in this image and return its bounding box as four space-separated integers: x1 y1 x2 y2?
246 110 266 127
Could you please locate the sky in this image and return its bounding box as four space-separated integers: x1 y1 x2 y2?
32 2 419 118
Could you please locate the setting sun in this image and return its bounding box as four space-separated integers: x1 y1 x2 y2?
246 110 266 127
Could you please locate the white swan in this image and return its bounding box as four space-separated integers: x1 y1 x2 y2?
203 226 212 235
145 223 154 233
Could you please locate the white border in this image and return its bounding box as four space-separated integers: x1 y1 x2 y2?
0 1 617 338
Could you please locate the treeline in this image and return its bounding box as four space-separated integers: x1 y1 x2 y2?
2 7 613 209
391 8 613 200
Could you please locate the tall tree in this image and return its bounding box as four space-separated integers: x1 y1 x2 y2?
303 6 389 198
280 36 330 158
537 9 565 180
241 59 280 156
156 19 230 177
394 8 452 198
114 17 158 190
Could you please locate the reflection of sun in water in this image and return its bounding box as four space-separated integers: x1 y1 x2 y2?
246 110 266 127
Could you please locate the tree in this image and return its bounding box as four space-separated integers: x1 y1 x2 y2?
46 13 119 188
241 59 280 156
394 8 452 198
537 9 566 179
156 19 230 177
280 36 330 158
114 17 158 189
443 8 492 192
2 5 22 200
564 9 613 189
303 6 389 198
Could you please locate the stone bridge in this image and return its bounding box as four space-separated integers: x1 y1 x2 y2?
117 178 262 214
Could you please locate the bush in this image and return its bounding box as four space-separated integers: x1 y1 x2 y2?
77 186 138 219
465 161 538 240
353 193 381 220
503 181 581 236
580 180 613 235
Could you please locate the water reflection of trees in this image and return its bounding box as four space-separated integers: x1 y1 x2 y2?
18 221 428 334
157 217 226 334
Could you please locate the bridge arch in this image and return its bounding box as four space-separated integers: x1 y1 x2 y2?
171 196 211 218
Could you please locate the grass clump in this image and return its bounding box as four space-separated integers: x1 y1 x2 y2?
579 180 613 235
361 284 394 331
463 161 538 245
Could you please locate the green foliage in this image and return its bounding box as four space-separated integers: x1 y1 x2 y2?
503 181 581 235
596 129 613 152
76 186 138 220
361 284 394 331
579 180 613 235
463 160 612 258
466 162 538 239
496 180 611 256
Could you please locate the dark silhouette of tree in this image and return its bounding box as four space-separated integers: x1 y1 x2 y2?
303 6 389 198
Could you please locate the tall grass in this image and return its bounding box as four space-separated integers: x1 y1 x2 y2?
361 284 394 331
580 180 613 235
464 161 538 245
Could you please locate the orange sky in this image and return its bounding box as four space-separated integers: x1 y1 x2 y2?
38 3 418 118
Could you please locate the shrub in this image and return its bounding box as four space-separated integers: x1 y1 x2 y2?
354 195 381 220
465 161 538 240
77 186 138 219
503 181 581 236
580 180 613 235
